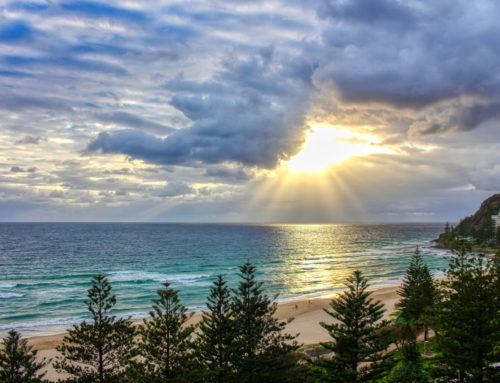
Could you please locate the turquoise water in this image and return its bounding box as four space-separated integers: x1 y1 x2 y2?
0 223 450 335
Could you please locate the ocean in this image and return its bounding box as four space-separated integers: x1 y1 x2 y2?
0 223 450 335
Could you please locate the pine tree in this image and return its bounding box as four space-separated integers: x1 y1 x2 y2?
396 246 436 340
491 250 500 362
388 322 430 383
231 262 299 383
196 275 235 383
55 275 135 383
0 330 48 383
390 322 418 359
432 240 499 382
317 270 392 383
138 282 195 382
387 362 430 383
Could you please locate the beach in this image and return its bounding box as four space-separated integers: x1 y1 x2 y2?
0 222 447 337
0 223 446 381
27 284 400 382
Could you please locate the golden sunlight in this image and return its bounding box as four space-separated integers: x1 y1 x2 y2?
286 124 389 172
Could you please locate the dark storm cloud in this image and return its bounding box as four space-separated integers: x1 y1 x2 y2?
409 101 500 136
455 102 500 131
88 104 304 168
314 0 500 123
87 105 300 167
204 166 252 182
88 49 316 168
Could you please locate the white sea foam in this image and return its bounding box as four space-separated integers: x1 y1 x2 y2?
119 311 148 320
0 292 25 299
371 278 403 287
35 287 83 299
0 316 84 331
107 270 210 284
0 284 16 289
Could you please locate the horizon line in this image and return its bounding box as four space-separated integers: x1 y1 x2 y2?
0 221 452 225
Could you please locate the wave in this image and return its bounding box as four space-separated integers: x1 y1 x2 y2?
107 271 210 284
0 316 84 331
0 284 16 289
34 287 83 299
370 278 403 287
0 293 25 299
277 286 345 302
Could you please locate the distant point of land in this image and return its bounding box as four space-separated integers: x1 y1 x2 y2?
436 193 500 254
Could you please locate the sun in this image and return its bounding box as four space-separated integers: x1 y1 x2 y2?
285 124 389 173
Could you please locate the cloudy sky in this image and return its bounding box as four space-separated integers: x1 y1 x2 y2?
1 0 499 222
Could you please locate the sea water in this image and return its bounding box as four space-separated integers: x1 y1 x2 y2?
0 223 451 335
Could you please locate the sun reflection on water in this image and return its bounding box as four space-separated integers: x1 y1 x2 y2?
267 224 363 297
259 223 444 300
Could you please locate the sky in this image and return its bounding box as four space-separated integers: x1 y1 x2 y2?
1 0 499 223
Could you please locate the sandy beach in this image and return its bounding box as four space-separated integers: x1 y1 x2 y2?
25 284 400 381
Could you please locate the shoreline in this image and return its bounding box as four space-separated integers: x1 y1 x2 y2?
1 278 411 338
26 283 402 382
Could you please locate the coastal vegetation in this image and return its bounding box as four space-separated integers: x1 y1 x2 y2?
133 281 196 382
54 275 136 383
1 247 499 382
396 247 436 341
313 270 393 382
437 194 500 250
0 329 48 383
432 241 499 382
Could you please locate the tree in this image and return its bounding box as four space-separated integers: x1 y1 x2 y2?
390 322 418 359
491 250 500 363
196 275 235 383
388 322 430 383
317 270 392 383
138 282 195 382
439 222 455 246
387 361 430 383
55 275 135 383
432 240 499 382
396 246 436 340
231 262 299 383
0 330 48 383
476 218 495 243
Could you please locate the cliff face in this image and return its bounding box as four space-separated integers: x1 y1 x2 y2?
460 194 500 227
437 194 500 247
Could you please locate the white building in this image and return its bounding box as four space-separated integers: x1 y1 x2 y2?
491 213 500 229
